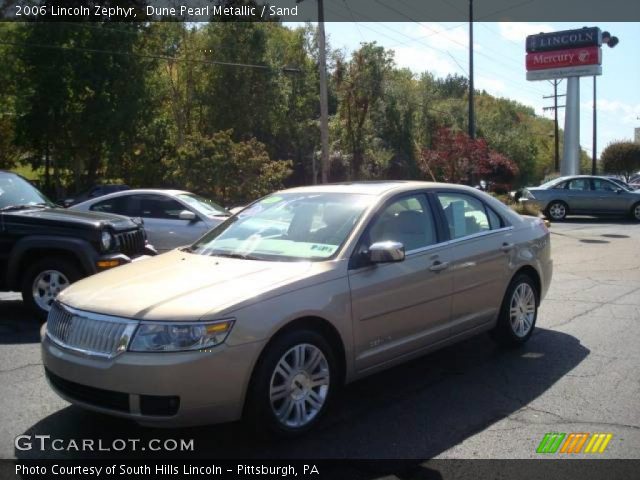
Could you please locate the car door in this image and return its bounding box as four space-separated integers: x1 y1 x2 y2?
348 192 454 373
128 194 208 252
591 178 629 213
434 191 512 335
564 178 593 213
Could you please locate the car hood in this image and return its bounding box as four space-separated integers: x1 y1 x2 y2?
7 207 140 231
57 249 337 321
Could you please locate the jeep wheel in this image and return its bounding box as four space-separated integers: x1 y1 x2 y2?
22 258 81 319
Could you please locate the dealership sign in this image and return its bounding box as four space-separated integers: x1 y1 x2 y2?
526 27 602 53
525 27 603 81
526 65 602 81
526 46 601 71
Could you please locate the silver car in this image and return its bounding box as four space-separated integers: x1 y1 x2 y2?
71 189 230 251
521 175 640 221
43 182 552 435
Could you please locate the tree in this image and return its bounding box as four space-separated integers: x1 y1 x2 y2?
600 141 640 181
335 42 393 179
418 128 518 185
175 130 292 205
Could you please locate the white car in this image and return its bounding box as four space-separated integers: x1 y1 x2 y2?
71 189 230 252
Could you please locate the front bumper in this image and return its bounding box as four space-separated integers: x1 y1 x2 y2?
94 243 156 271
41 333 265 427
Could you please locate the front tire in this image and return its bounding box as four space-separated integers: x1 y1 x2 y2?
546 201 568 221
631 202 640 221
21 257 81 320
245 329 337 437
490 273 538 347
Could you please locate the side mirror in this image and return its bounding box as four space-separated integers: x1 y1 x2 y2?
368 241 405 264
178 210 197 221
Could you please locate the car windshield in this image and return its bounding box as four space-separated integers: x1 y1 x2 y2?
177 193 229 217
0 173 54 209
190 192 374 261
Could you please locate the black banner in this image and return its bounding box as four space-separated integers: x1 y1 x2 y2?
526 27 602 53
2 460 640 480
1 0 640 22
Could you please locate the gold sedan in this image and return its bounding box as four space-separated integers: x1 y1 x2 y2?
42 181 552 436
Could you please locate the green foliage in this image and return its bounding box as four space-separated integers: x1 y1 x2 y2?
0 21 564 204
175 130 292 205
600 141 640 181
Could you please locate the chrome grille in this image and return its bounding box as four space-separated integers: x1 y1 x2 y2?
46 303 137 358
115 229 145 257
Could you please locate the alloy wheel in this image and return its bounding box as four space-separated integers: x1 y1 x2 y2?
548 202 566 220
269 343 330 428
634 204 640 221
509 283 536 338
32 270 70 312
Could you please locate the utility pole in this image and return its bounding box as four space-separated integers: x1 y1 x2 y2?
592 76 597 175
297 0 329 184
317 0 330 184
543 80 565 172
468 0 475 139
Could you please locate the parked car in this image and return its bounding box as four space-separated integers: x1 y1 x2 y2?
60 184 130 207
43 181 552 435
70 189 230 252
0 171 154 318
520 175 640 221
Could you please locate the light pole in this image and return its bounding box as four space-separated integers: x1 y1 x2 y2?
593 31 619 175
297 0 329 184
468 0 475 140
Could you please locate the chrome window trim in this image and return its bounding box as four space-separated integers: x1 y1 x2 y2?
46 302 139 359
404 226 515 257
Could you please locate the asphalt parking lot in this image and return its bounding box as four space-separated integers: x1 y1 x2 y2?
1 217 639 460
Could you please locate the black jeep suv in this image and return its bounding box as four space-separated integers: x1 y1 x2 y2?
0 171 154 318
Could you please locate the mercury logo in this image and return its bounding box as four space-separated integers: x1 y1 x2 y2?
578 51 590 62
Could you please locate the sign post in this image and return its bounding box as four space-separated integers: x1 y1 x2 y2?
526 27 603 176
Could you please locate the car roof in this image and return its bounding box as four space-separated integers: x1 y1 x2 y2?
279 181 480 196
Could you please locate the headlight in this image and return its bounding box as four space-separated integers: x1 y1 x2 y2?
128 319 234 352
101 230 114 251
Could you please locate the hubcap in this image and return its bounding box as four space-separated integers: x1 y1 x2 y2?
634 205 640 220
32 270 70 312
269 343 330 428
509 283 536 338
549 203 565 219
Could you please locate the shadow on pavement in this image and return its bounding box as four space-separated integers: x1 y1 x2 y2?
550 215 636 225
0 298 41 345
15 327 589 462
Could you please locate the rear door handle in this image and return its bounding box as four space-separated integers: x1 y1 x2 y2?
429 261 450 272
500 242 514 252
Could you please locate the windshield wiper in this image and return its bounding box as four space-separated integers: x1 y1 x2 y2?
0 203 49 212
212 252 263 261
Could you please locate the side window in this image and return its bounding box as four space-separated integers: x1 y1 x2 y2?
90 196 130 215
137 195 186 219
437 193 491 239
567 179 589 191
368 194 436 252
487 207 502 229
552 181 568 189
592 179 617 192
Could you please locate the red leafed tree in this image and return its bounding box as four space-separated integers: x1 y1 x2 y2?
419 128 518 185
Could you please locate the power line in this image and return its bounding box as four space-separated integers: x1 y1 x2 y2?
0 40 301 73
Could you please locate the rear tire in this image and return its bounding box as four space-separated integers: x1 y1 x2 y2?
490 273 538 347
244 329 337 438
631 202 640 221
545 201 568 221
21 257 82 320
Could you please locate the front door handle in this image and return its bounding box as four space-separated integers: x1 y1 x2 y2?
500 242 514 253
429 261 450 272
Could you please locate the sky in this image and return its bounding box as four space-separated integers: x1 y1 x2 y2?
289 21 640 157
